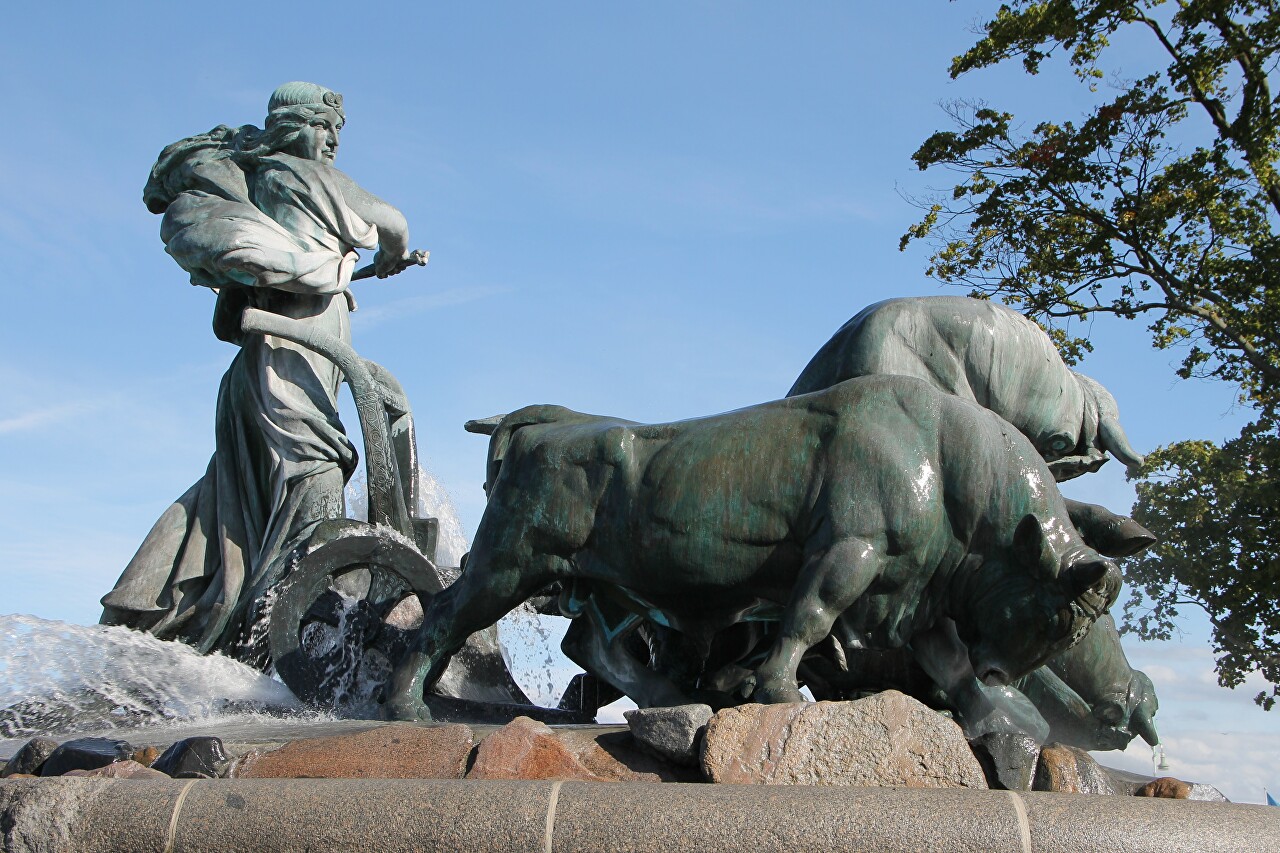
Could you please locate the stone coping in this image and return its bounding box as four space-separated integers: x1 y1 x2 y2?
2 778 1277 853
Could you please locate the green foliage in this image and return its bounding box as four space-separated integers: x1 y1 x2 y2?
904 0 1280 704
1129 422 1280 709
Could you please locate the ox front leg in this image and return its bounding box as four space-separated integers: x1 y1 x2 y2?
751 536 879 705
913 619 1050 742
385 551 563 721
561 597 696 709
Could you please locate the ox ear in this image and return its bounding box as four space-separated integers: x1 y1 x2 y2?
1013 514 1057 580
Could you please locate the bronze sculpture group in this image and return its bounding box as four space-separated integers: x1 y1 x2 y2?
100 83 1162 755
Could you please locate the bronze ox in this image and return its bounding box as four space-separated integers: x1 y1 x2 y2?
386 375 1119 720
783 296 1158 748
790 296 1145 482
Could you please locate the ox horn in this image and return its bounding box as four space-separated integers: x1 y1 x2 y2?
1099 417 1145 474
1064 559 1110 599
1128 670 1160 746
1130 704 1160 747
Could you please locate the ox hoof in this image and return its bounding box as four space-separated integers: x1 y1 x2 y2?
383 694 434 722
750 683 807 705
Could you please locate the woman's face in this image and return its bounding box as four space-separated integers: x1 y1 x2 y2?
288 110 342 162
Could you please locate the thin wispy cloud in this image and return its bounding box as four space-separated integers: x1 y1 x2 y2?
1087 636 1279 803
350 284 513 329
510 150 882 232
0 401 97 435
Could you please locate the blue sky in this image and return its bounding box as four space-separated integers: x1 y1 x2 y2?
1 2 1273 801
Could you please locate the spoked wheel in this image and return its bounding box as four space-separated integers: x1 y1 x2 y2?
269 521 445 713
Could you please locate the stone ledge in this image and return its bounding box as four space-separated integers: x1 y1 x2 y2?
2 778 1277 853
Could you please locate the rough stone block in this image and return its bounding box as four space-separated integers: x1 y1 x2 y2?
62 759 170 779
129 746 162 767
1033 743 1117 794
467 716 610 781
231 723 474 779
551 728 699 782
152 736 229 778
625 704 712 766
39 737 133 777
1 737 58 777
1135 775 1192 798
969 732 1039 790
700 691 988 788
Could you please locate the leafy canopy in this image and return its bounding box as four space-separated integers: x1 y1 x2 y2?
903 0 1280 707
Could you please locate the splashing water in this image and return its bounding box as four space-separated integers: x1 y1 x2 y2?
0 614 305 749
497 610 579 708
347 463 577 706
0 469 581 749
414 470 470 569
344 464 469 567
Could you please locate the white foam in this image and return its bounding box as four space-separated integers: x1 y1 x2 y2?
0 468 580 750
344 464 469 567
0 614 303 749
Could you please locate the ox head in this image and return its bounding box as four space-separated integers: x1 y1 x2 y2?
1088 669 1160 750
1048 373 1145 482
962 514 1121 688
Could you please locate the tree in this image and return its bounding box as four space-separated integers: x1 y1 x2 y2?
901 0 1280 707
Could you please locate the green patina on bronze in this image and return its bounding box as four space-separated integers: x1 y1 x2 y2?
100 84 1159 746
386 374 1120 723
98 82 533 713
101 81 419 657
529 296 1158 749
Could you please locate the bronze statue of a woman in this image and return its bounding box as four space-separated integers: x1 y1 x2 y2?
101 82 419 661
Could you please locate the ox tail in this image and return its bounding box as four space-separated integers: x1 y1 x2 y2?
474 407 575 495
464 415 506 436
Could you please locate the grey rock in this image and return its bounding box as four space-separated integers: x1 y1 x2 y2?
39 737 132 777
151 736 228 778
700 692 988 788
1189 782 1229 802
970 732 1040 790
625 704 712 766
1 737 58 777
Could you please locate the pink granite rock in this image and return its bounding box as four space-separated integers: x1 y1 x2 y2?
231 724 474 779
1136 776 1193 799
62 760 169 779
1033 743 1117 794
700 691 987 788
467 716 611 782
551 728 696 782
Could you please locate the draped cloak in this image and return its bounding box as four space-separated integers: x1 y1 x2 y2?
100 152 380 659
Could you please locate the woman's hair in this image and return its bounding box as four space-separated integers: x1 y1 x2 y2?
142 125 240 213
143 82 345 214
234 104 341 164
142 107 343 213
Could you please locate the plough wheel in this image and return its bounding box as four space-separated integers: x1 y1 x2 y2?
269 521 443 712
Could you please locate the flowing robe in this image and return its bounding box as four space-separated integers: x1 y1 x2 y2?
101 152 379 659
